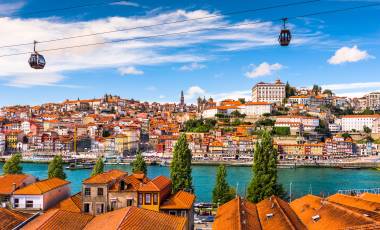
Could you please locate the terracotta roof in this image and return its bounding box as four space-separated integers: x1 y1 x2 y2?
83 169 127 184
290 194 376 230
360 193 380 204
160 190 196 210
0 207 32 230
54 192 82 213
13 178 70 195
327 193 380 213
256 196 307 230
213 196 261 230
138 176 171 192
0 174 34 195
84 206 186 230
23 209 93 230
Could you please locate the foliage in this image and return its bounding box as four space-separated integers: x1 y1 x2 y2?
330 106 353 116
48 155 66 179
231 119 243 126
247 131 285 203
102 130 111 137
255 118 275 127
285 82 296 98
341 133 351 139
361 108 375 115
184 118 216 133
131 151 147 175
272 127 290 136
3 153 23 174
363 126 372 134
312 84 322 95
315 120 329 134
170 134 193 193
230 110 246 118
91 157 104 176
323 89 333 96
212 165 235 205
238 98 246 104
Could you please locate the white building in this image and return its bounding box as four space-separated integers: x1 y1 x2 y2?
288 96 311 105
340 115 380 133
12 178 70 211
239 102 272 116
366 92 380 110
275 115 320 132
252 80 286 104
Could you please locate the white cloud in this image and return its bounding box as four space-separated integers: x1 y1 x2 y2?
118 66 144 76
159 95 166 99
110 1 139 7
321 81 380 91
179 62 206 71
185 86 206 99
0 9 317 87
0 2 25 16
210 90 251 101
245 62 283 78
328 45 374 65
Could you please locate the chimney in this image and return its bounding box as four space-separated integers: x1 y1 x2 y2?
12 183 17 192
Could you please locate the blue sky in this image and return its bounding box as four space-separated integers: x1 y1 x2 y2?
0 0 379 106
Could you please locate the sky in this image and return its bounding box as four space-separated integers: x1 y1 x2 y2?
0 0 379 106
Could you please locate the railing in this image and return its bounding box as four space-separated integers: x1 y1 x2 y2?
13 203 42 209
337 188 380 195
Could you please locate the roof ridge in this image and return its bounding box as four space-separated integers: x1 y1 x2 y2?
118 207 133 229
272 196 298 230
324 199 376 223
0 207 28 221
237 196 242 230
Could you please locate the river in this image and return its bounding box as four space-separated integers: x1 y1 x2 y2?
2 163 380 202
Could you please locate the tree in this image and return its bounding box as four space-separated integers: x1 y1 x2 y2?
247 131 284 203
170 133 193 193
323 89 333 97
131 151 147 175
212 165 235 205
364 126 372 134
3 153 23 174
285 82 296 98
238 98 246 104
48 155 66 179
312 84 321 95
361 108 375 115
91 157 104 176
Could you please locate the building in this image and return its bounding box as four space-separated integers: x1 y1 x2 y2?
0 174 37 203
252 79 286 104
288 95 312 105
366 92 380 110
325 136 355 157
340 114 380 133
11 178 70 211
0 207 33 230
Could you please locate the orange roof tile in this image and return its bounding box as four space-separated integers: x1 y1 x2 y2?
360 193 380 204
160 190 196 210
0 174 35 195
138 176 171 192
54 192 82 213
83 169 127 184
13 178 70 195
328 193 380 212
84 206 186 230
0 207 32 230
23 209 93 230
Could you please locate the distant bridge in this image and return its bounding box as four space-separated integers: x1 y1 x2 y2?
337 188 380 195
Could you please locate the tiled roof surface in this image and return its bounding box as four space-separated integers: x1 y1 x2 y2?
84 206 186 230
13 178 70 195
138 175 171 192
160 190 196 210
213 196 261 230
290 194 376 230
55 192 82 213
0 174 33 195
83 169 127 184
360 193 380 203
23 209 93 230
0 207 32 230
328 193 380 212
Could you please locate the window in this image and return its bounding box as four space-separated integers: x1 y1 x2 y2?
97 188 104 196
84 203 90 213
169 210 177 215
145 193 151 205
181 210 187 217
110 201 117 211
138 193 143 205
96 203 104 214
14 198 19 208
26 200 33 208
84 188 91 196
127 199 133 207
153 193 158 205
120 181 126 191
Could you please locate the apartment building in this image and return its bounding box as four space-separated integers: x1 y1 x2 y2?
251 79 286 104
340 115 380 133
366 92 380 110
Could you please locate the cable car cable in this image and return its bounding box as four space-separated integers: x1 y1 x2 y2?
0 0 321 49
0 2 379 58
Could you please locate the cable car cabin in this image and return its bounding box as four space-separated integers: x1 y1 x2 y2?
278 29 291 46
29 53 46 69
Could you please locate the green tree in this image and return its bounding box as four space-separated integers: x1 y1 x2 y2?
212 165 235 205
170 133 193 193
3 153 23 174
364 126 372 134
342 133 352 139
131 151 147 175
322 89 333 96
91 157 104 176
48 155 66 179
247 131 284 203
285 82 296 98
312 85 321 95
361 108 375 115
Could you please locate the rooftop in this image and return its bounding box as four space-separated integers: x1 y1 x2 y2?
0 174 34 195
13 178 70 195
160 190 196 210
83 169 127 184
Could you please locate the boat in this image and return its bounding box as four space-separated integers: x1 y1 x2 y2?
65 162 94 170
339 165 361 169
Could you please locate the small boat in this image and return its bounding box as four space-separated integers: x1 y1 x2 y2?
65 162 94 170
339 166 361 169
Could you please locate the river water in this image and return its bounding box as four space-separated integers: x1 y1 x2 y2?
2 163 380 202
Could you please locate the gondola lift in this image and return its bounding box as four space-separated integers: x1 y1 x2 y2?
28 40 46 69
278 18 291 46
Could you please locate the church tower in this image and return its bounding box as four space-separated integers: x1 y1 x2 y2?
180 90 185 106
